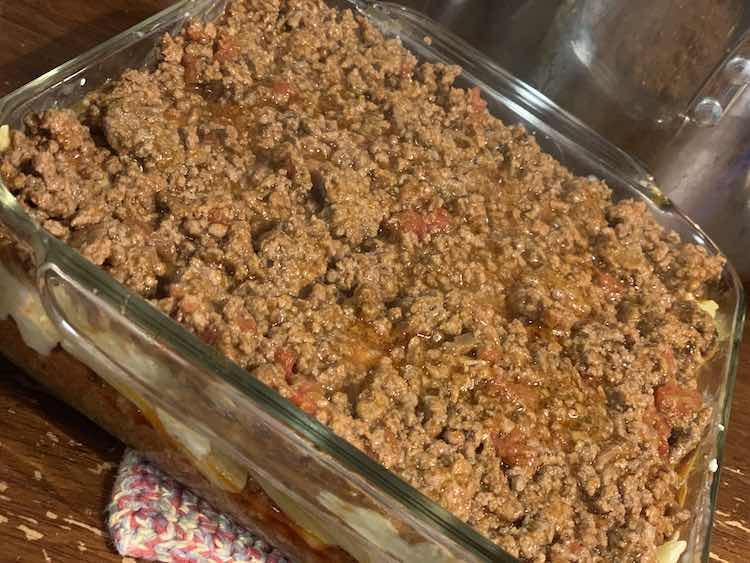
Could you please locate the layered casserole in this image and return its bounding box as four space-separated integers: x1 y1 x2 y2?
0 1 727 561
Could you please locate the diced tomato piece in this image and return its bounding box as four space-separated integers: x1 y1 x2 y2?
468 86 487 114
399 62 414 79
596 271 624 300
236 315 256 333
396 207 452 239
169 284 185 299
513 383 539 411
208 207 232 224
270 80 295 104
214 32 239 62
268 80 295 106
558 541 585 561
396 210 426 236
478 346 499 363
655 381 702 421
178 295 199 314
289 381 323 415
199 325 219 345
484 378 539 411
272 80 292 95
186 22 210 43
429 207 452 231
274 348 297 382
493 427 535 467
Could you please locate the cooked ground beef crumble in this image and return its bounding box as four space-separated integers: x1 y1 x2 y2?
0 1 724 560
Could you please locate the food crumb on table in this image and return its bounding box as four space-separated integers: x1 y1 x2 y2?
87 462 116 475
723 520 750 534
17 523 43 541
62 517 102 536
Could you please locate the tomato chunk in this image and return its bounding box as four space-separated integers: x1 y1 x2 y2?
493 427 536 467
236 315 256 333
214 32 239 62
468 86 487 114
396 207 451 239
274 348 297 382
655 381 702 421
596 271 624 300
478 346 499 363
270 80 295 104
199 325 219 345
186 22 211 43
289 381 324 415
484 378 539 411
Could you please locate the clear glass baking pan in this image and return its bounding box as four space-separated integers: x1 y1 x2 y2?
0 1 745 561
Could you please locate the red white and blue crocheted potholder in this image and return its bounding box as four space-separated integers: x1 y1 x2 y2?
108 449 289 563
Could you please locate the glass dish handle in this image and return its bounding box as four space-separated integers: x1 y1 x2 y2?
35 261 199 424
688 31 750 127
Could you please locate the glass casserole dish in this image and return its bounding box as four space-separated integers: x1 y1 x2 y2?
0 0 745 561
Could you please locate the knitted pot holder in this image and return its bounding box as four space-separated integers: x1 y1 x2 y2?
108 449 289 563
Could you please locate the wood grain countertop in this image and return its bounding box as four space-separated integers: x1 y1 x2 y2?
0 1 748 562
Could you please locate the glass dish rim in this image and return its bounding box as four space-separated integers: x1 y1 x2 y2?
0 1 744 561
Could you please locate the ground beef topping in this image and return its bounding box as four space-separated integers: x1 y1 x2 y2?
0 1 724 561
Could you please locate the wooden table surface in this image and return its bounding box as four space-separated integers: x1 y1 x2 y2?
0 2 748 562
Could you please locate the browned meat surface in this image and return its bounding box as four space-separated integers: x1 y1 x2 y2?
0 1 724 560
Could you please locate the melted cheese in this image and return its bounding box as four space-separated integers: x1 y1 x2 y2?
253 468 456 561
0 259 60 355
698 299 719 319
0 124 10 153
156 408 211 458
318 491 457 562
654 538 687 563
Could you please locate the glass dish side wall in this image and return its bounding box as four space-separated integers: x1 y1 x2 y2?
0 1 744 562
